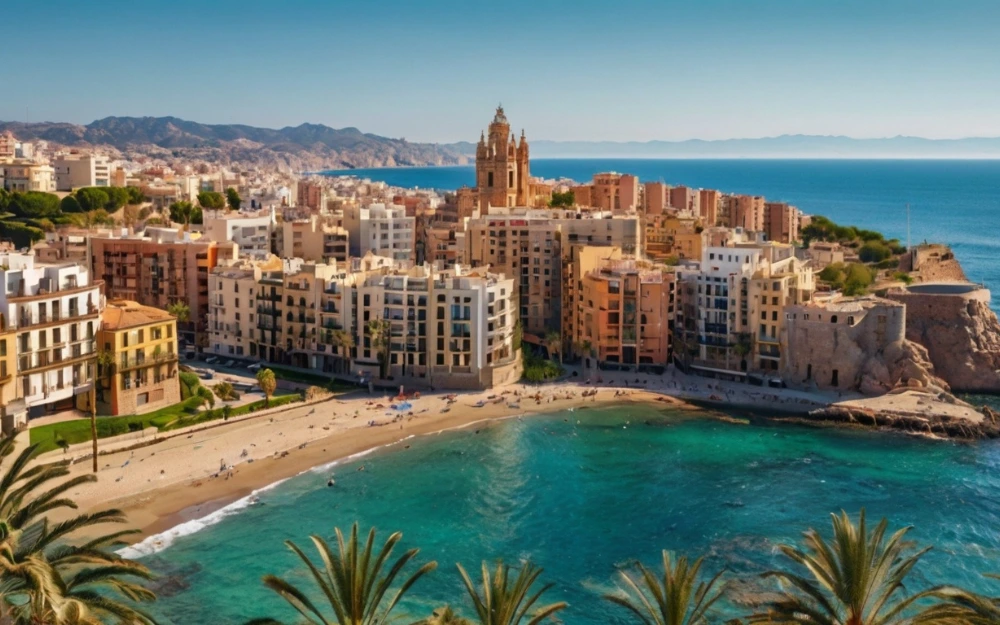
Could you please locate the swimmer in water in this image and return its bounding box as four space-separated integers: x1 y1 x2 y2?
327 479 335 487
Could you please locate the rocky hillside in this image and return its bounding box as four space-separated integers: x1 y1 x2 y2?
0 116 471 172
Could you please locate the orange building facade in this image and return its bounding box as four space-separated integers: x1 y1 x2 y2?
577 257 676 368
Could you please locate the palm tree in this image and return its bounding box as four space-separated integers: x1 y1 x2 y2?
457 560 566 625
603 551 726 625
256 368 277 408
424 605 471 625
751 509 942 625
167 301 190 324
919 577 1000 624
0 434 158 623
248 523 436 625
330 329 355 374
367 319 391 379
543 331 561 365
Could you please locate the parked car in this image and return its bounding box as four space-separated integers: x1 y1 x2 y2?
223 359 236 368
199 371 215 380
247 363 262 372
205 357 219 365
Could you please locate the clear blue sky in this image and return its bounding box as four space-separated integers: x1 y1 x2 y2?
5 0 999 142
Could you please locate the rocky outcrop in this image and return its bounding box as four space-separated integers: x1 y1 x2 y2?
887 290 1000 393
856 337 949 395
809 392 1000 439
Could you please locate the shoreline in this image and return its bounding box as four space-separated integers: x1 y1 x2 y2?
62 383 690 544
52 367 991 552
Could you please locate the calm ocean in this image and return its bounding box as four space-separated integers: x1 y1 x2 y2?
323 159 1000 309
144 406 1000 624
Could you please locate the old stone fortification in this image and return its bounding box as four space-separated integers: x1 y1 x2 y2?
887 284 1000 393
781 297 947 395
901 243 968 282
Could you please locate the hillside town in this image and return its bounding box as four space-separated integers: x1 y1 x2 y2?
1 107 998 437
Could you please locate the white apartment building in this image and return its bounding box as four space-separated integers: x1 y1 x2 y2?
351 263 520 389
53 152 112 190
343 203 415 262
203 208 275 259
0 253 103 426
674 242 765 378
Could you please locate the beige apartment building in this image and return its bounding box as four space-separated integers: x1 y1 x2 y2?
281 214 349 263
466 212 561 338
237 255 520 389
747 253 814 373
353 264 520 389
2 161 56 192
208 257 283 359
203 209 275 259
645 213 703 262
53 152 112 190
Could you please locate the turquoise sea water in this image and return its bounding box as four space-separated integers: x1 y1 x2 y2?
143 406 1000 624
323 159 1000 309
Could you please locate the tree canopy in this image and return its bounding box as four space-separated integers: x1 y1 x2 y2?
7 191 61 218
549 191 575 208
76 187 110 212
198 190 226 210
126 185 146 205
59 194 83 213
169 201 203 225
226 187 242 211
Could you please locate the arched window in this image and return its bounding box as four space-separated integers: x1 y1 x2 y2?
831 315 838 323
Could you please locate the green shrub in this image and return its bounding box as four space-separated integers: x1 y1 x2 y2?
859 241 892 263
521 351 563 383
893 271 914 285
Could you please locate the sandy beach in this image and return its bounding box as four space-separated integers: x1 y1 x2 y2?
41 366 844 546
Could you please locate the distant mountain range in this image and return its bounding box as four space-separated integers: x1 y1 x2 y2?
0 116 470 172
456 135 1000 159
3 116 1000 170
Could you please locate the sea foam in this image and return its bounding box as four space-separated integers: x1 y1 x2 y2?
118 435 417 558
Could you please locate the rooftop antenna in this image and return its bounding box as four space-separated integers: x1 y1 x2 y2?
906 203 911 253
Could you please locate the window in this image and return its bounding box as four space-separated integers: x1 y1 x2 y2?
488 172 494 187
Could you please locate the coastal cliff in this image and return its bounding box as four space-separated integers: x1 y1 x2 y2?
887 285 1000 393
